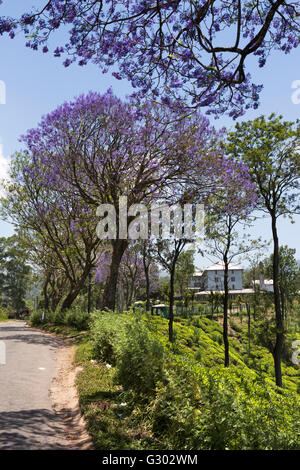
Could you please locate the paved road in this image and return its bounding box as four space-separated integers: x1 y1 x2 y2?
0 321 70 450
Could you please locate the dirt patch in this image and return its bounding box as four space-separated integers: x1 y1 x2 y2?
50 343 94 450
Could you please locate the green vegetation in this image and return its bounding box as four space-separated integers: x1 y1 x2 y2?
30 307 90 332
0 236 32 313
0 306 8 322
61 309 300 450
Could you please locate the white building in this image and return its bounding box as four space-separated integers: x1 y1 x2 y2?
252 275 274 292
190 262 243 292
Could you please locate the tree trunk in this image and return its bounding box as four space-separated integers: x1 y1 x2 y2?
61 266 92 311
43 274 50 311
145 265 151 312
246 302 251 356
87 272 92 313
142 246 151 312
168 267 175 343
271 215 283 388
101 239 128 311
61 287 82 311
223 257 230 367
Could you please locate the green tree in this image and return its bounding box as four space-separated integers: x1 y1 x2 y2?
0 236 31 312
226 114 300 387
264 245 300 325
205 212 261 367
1 152 101 311
153 238 189 343
174 249 195 299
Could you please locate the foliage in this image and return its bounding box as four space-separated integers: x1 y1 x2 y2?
116 316 165 399
0 235 32 312
174 249 195 298
90 310 127 365
75 312 300 450
30 307 90 330
1 2 300 118
63 306 90 331
0 306 8 321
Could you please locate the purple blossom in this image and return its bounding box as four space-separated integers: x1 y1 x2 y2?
0 1 298 118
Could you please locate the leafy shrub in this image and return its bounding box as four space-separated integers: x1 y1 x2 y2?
64 307 90 330
116 316 165 398
30 310 50 326
90 310 126 365
52 309 66 325
148 360 300 450
0 306 8 321
211 331 223 345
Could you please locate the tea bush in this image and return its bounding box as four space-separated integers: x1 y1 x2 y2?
116 316 165 399
148 359 300 450
77 312 300 450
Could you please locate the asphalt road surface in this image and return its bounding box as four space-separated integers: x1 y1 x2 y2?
0 321 70 450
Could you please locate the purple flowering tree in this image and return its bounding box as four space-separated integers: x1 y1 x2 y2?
18 90 228 311
1 152 102 311
119 245 159 310
95 243 159 310
0 1 299 117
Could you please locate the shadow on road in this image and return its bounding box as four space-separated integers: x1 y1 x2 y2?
0 332 62 348
0 408 70 450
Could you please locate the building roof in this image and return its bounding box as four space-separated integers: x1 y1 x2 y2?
205 261 243 271
195 288 255 295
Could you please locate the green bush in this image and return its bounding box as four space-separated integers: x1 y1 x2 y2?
211 331 223 345
30 310 49 326
90 310 126 365
30 307 90 330
116 316 165 398
148 361 300 450
0 307 8 321
64 307 90 331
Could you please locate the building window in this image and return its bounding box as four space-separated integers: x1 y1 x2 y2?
231 277 235 281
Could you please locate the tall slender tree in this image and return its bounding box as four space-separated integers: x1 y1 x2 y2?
226 114 300 387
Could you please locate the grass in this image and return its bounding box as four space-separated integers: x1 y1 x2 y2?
75 354 163 450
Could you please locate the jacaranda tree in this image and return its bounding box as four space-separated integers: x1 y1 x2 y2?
0 1 299 117
1 152 102 311
18 90 229 310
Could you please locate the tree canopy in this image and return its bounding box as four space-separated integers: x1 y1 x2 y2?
0 1 299 117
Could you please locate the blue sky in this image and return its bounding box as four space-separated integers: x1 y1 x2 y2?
0 1 299 268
